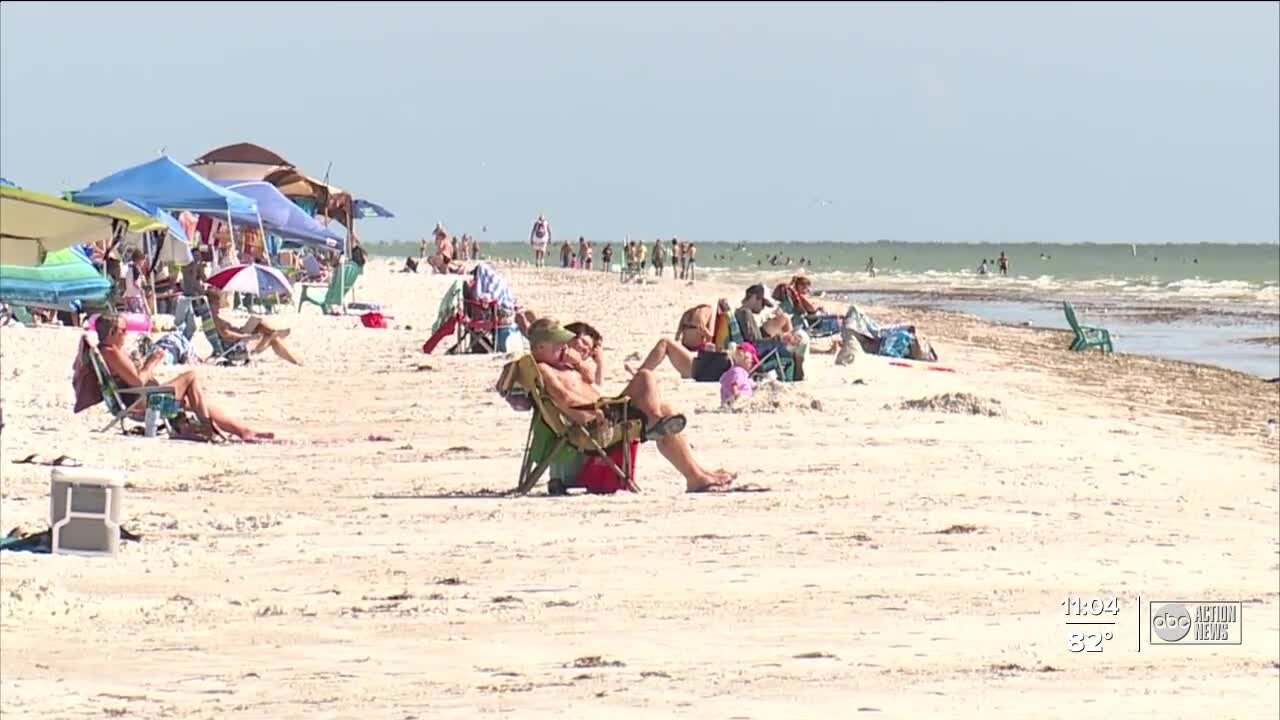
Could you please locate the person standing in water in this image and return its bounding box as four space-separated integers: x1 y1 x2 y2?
529 214 551 267
998 251 1009 276
865 256 876 277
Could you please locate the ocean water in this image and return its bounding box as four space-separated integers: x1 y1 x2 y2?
843 293 1280 379
369 240 1279 376
372 240 1279 305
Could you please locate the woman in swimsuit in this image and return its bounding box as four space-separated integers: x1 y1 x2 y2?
95 315 274 442
624 304 716 379
675 304 715 352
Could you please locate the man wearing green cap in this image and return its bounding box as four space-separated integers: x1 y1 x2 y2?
527 318 735 492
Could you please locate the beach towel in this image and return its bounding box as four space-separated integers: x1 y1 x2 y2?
72 337 103 413
432 279 464 334
472 263 517 318
152 331 195 364
880 328 914 358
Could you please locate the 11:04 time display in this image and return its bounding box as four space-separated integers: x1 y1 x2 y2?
1061 597 1120 616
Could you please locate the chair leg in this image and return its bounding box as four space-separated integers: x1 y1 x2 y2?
100 412 127 434
621 439 639 493
517 436 566 495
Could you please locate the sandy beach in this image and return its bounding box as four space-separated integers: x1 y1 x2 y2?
1 263 1277 718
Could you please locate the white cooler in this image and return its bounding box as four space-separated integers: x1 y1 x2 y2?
49 467 125 557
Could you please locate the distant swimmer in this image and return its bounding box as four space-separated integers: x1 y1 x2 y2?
1193 258 1198 264
977 259 989 275
997 251 1009 277
892 255 898 262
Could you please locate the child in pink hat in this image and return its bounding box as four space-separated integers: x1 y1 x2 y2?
720 342 758 408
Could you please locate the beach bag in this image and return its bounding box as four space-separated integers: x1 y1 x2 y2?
360 312 387 329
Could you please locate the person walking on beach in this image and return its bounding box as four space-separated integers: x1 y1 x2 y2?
601 243 613 271
559 239 573 269
530 214 551 267
685 241 697 283
652 238 667 277
998 251 1009 276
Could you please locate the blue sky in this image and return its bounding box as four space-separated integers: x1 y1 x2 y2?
2 1 1276 244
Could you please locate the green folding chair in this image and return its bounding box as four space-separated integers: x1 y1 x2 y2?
298 263 362 313
1062 302 1114 354
81 341 180 435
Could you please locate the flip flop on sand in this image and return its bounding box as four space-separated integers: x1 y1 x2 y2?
10 454 81 467
643 414 687 440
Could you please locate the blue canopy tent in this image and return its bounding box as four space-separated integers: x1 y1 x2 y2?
0 177 15 188
72 155 260 240
73 156 263 272
72 156 257 216
217 181 344 252
121 200 187 243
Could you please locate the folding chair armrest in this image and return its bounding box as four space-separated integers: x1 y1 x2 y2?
570 396 631 411
118 384 176 396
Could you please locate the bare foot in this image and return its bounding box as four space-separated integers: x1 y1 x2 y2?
687 470 736 493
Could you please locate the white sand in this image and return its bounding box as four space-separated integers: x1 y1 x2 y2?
1 262 1277 718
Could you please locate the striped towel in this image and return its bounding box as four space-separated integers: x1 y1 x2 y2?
472 263 517 316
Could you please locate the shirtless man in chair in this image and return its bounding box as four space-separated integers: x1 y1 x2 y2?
527 318 734 493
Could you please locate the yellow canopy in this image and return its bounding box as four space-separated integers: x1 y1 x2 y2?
0 186 161 266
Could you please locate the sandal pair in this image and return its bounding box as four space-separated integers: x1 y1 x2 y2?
11 454 81 467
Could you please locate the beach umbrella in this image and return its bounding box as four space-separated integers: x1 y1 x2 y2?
0 245 111 305
207 263 293 297
353 198 394 219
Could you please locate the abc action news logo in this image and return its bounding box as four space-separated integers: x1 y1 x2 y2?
1149 601 1243 645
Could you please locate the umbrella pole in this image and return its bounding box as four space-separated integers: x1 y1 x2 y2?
147 230 164 315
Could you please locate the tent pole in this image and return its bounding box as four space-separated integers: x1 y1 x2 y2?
255 213 267 258
224 208 234 268
344 199 354 314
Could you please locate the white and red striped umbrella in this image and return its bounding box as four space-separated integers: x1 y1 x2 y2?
207 263 293 296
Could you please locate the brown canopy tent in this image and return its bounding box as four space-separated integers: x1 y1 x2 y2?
190 144 360 312
261 168 355 229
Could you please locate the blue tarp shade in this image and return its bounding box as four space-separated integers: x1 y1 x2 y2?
0 245 110 305
353 198 394 219
0 178 15 188
71 156 258 217
217 181 344 251
121 200 187 242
